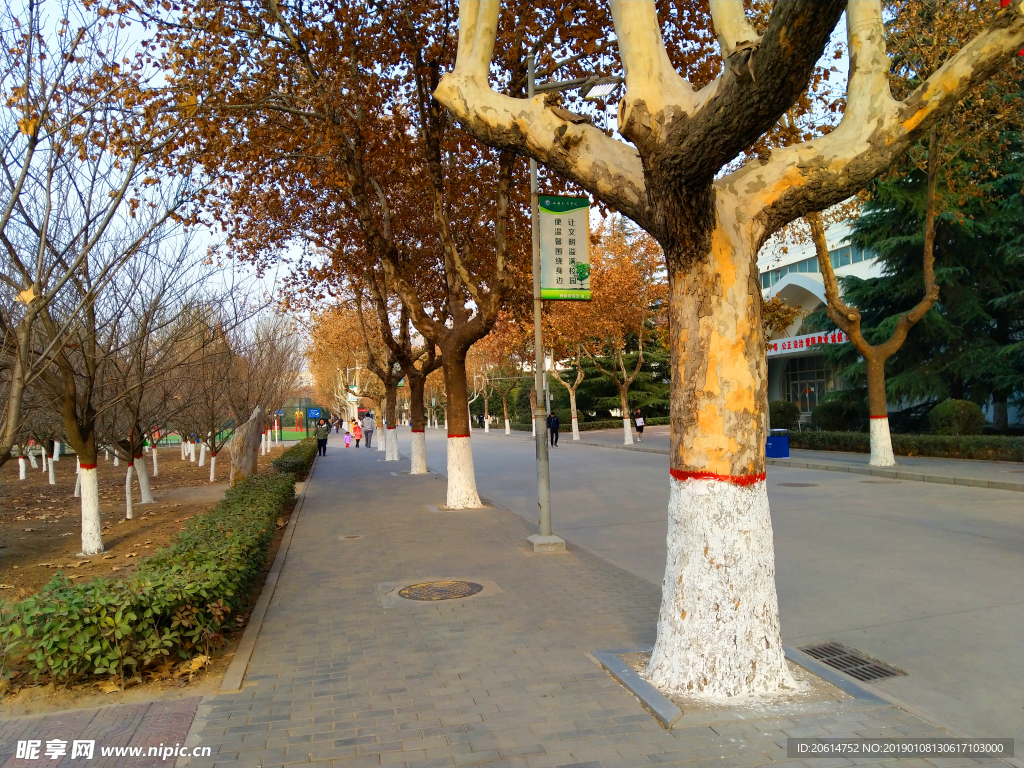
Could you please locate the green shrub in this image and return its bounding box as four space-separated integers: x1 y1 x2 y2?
1 469 298 686
789 431 1022 462
929 400 987 436
769 400 801 431
271 437 318 478
812 400 863 432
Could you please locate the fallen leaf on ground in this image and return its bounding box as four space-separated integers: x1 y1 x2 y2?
0 584 14 589
124 553 137 558
98 680 121 694
103 555 116 560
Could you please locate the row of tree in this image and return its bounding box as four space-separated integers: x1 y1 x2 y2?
4 0 1016 701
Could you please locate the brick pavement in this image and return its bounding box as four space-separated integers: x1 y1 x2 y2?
0 697 202 768
172 447 1008 768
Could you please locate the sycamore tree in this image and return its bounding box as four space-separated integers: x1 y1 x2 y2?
436 1 1023 698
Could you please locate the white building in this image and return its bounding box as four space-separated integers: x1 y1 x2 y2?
759 220 882 418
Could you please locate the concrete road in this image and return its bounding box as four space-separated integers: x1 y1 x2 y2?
408 428 1023 747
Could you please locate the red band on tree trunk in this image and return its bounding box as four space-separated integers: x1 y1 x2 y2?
448 433 471 439
387 426 396 430
669 468 766 487
211 452 217 457
79 463 98 470
869 414 889 419
134 453 143 459
411 429 425 433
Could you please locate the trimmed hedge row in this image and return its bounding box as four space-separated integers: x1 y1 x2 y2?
0 438 317 686
508 416 670 433
789 431 1023 462
271 437 318 478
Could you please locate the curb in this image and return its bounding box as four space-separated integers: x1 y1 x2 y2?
590 651 682 728
218 453 318 694
767 457 1023 492
557 438 1023 492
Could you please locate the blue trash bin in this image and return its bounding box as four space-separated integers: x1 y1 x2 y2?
765 429 790 459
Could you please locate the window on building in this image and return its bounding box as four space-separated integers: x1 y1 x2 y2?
783 356 839 416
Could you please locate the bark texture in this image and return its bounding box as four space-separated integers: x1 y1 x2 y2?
229 407 264 487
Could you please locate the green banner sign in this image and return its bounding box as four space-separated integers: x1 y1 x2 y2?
539 195 590 301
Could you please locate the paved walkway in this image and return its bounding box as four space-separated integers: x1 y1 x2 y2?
551 427 1023 491
170 439 1003 768
0 697 202 768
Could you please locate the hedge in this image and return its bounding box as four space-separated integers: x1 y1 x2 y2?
789 431 1023 462
507 416 671 433
271 436 318 478
0 438 317 686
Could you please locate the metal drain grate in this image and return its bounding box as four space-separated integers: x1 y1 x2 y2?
800 641 905 682
398 580 483 601
778 482 819 487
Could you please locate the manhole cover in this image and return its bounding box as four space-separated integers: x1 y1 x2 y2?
778 482 818 487
800 641 905 682
398 581 483 601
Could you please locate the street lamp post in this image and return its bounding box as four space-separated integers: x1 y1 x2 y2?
524 54 620 553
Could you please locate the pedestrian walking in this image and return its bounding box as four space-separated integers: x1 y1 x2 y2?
362 412 376 449
547 412 560 447
352 420 363 447
634 409 645 442
314 418 330 456
344 419 352 448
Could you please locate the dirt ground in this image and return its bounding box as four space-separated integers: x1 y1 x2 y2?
1 442 288 596
1 441 301 715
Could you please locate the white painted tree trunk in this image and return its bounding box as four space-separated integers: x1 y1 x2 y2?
622 418 633 445
410 431 427 474
385 427 399 461
180 440 186 460
446 436 482 509
74 458 81 497
48 454 56 485
570 391 581 440
869 417 896 467
135 454 154 504
377 429 385 452
79 466 103 555
531 418 536 437
198 442 207 467
53 441 60 461
260 432 266 456
114 453 120 467
190 440 197 462
28 450 37 468
484 419 490 433
209 454 217 482
125 464 135 519
646 476 794 699
504 418 511 435
152 446 159 477
19 457 27 479
105 448 109 461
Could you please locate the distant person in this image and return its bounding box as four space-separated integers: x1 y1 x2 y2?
352 419 363 447
344 420 353 448
634 409 645 442
314 418 330 456
547 412 560 447
362 412 376 449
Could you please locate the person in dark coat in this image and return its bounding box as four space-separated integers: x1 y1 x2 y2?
547 412 560 447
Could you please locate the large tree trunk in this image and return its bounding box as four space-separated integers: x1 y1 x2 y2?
441 349 482 509
501 393 511 434
408 375 428 474
385 380 400 461
619 384 633 445
865 355 896 467
569 388 580 441
135 451 155 504
646 209 792 699
0 351 27 467
74 439 104 555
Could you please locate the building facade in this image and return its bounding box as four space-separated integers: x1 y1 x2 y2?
759 220 882 419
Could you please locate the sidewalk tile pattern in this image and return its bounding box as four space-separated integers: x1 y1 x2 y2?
175 451 987 768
